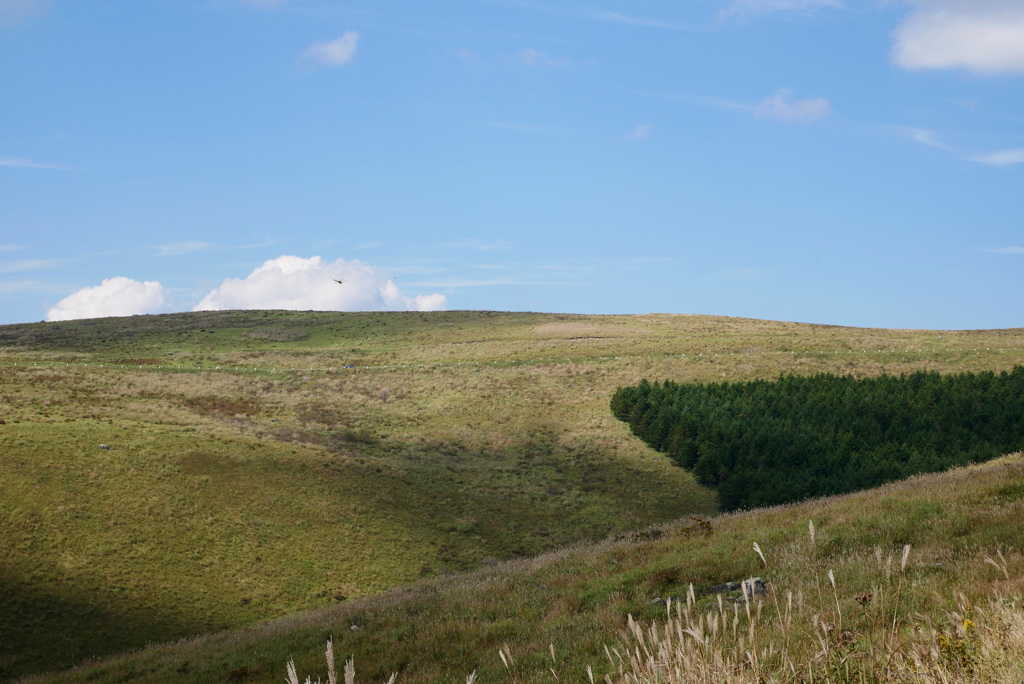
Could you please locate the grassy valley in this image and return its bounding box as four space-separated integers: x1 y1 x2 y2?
2 310 1024 681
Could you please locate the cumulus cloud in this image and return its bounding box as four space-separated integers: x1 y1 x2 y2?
300 32 359 67
625 123 652 140
967 148 1024 166
753 88 832 123
46 277 173 321
893 0 1024 74
192 255 446 313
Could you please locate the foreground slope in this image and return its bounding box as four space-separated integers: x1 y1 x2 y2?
2 310 1023 679
21 452 1024 684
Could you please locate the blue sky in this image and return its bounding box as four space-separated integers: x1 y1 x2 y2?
1 0 1022 328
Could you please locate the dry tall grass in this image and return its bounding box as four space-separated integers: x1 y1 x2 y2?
610 556 1024 683
283 547 1024 684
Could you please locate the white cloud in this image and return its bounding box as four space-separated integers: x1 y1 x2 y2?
46 277 173 321
893 1 1024 74
0 0 47 27
0 259 57 273
984 246 1024 253
300 32 359 67
0 244 25 252
0 157 70 169
625 123 652 140
753 88 832 123
967 148 1024 166
192 255 446 313
158 241 212 256
729 0 841 12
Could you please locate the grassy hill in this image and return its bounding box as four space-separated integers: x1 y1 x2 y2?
3 310 1024 681
17 453 1024 684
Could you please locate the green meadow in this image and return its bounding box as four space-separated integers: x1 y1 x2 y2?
2 310 1024 682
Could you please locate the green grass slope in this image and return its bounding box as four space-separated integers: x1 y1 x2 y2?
19 452 1024 684
3 310 1023 680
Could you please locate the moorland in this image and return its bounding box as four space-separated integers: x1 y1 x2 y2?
2 310 1023 683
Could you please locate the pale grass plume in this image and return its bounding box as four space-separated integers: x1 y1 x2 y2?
286 658 300 684
327 640 336 684
752 541 766 567
808 519 815 545
985 550 1011 580
901 544 911 573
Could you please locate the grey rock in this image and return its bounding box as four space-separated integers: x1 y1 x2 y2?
651 597 664 604
350 624 360 631
734 577 768 604
710 581 741 594
99 444 110 450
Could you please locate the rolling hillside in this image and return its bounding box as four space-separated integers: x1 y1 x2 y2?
3 310 1024 681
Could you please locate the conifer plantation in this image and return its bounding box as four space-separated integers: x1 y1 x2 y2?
612 368 1024 510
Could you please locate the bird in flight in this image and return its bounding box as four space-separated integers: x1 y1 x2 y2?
332 278 344 284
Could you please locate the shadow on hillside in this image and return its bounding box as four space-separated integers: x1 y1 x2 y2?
0 573 202 682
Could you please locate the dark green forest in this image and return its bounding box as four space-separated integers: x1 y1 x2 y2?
611 368 1024 510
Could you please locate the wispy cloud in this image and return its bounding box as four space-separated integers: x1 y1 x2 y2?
625 123 652 141
486 122 571 135
407 276 585 288
229 238 277 250
518 47 571 67
984 246 1024 254
241 0 288 8
444 239 513 251
754 88 832 123
892 1 1024 75
0 157 72 170
716 267 771 282
896 126 951 149
727 0 842 13
157 241 213 256
630 89 752 112
495 0 690 30
0 259 58 273
0 0 48 28
356 241 383 249
0 244 25 253
0 280 68 296
967 148 1024 167
300 31 359 67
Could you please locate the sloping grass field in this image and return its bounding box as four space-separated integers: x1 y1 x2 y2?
2 310 1023 681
